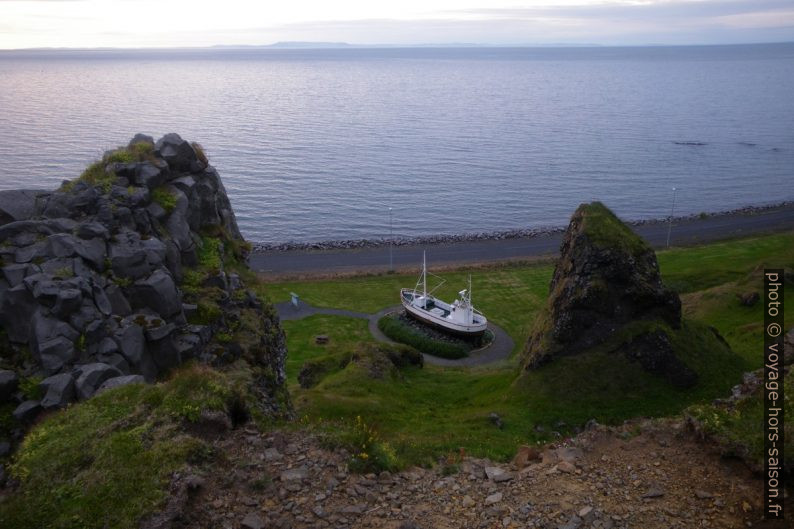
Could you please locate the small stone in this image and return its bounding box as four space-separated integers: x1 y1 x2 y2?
264 447 283 461
240 512 265 529
560 514 583 529
488 412 504 429
484 466 506 480
694 490 714 500
642 486 665 499
485 492 503 505
493 471 514 483
578 506 593 518
461 495 475 507
280 467 308 482
557 461 576 473
513 444 540 468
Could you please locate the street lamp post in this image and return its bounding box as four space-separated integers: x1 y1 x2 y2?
388 207 393 272
666 187 677 249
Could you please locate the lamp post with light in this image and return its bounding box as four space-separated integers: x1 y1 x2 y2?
666 186 677 249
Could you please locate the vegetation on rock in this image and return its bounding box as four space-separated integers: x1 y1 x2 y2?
523 201 709 388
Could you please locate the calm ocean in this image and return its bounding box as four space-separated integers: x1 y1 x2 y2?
0 44 792 244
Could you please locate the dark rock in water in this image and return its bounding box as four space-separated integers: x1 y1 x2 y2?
75 363 123 400
524 202 697 387
39 373 75 409
0 370 19 401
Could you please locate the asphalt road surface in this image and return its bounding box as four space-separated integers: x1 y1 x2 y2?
249 205 794 277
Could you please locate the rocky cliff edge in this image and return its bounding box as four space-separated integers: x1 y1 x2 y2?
0 133 288 429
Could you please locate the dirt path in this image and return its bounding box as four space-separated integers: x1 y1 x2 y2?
181 418 788 529
274 301 514 367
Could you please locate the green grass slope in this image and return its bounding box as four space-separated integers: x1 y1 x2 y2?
274 231 794 465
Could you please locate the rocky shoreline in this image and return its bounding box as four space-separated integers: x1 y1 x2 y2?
251 201 793 253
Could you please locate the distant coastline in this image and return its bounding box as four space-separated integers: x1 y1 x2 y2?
251 201 794 252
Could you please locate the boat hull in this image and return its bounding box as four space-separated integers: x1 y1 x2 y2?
400 289 487 337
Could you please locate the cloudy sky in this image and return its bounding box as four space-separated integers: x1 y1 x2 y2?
1 0 793 49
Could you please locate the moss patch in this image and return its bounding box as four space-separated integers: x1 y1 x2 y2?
0 364 250 529
151 186 177 213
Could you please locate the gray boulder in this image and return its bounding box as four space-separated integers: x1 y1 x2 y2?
128 133 154 148
30 310 79 358
0 189 40 225
97 353 130 373
0 370 19 401
75 363 123 400
92 284 113 316
134 162 166 189
13 400 41 423
164 187 195 256
14 241 47 264
98 337 119 356
45 233 106 270
2 264 29 288
38 336 77 374
128 269 182 318
154 133 197 172
76 222 109 241
53 288 83 318
39 373 75 409
105 284 132 315
117 323 145 365
97 374 145 394
0 284 36 343
109 231 151 279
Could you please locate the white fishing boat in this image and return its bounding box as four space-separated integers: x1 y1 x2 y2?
400 252 488 336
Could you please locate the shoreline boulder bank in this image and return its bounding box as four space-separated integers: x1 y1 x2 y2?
0 134 288 427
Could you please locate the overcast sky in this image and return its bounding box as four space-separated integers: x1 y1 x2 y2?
1 0 793 50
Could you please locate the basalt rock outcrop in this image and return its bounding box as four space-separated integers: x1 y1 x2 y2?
0 133 288 432
523 202 698 387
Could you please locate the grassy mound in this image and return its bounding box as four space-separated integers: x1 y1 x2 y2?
0 364 254 529
297 341 422 389
377 314 470 359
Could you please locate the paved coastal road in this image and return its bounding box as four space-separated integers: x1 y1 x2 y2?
249 205 794 277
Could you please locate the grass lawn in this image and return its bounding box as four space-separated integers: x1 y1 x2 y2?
267 232 794 466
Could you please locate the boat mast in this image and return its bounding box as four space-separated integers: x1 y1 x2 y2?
422 251 427 307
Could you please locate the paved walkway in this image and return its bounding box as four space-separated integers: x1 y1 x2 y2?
274 301 515 367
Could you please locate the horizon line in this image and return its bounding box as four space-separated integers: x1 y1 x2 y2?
2 40 794 53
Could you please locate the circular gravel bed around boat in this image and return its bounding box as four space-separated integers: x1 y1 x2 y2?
376 311 494 359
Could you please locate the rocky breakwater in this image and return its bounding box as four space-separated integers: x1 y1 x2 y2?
523 202 725 388
0 133 288 433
